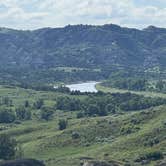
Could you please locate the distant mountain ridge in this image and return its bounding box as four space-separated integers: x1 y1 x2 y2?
0 24 166 70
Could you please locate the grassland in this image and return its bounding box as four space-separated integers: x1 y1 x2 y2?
96 84 166 98
0 85 166 166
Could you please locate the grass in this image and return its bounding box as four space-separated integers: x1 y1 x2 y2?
0 85 166 166
96 83 166 98
51 67 101 73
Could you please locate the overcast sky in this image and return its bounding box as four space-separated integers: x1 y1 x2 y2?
0 0 166 30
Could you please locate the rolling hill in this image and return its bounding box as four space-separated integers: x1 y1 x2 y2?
0 24 166 84
0 24 166 69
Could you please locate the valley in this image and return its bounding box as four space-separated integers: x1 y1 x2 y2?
0 23 166 166
0 83 166 166
0 0 166 165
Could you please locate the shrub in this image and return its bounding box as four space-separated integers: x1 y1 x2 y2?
105 104 116 114
85 104 100 117
146 151 163 160
136 151 164 162
15 106 31 120
34 99 44 109
0 109 16 123
40 107 54 121
144 138 160 147
77 112 84 118
58 119 68 130
24 100 30 107
0 134 17 160
72 132 80 139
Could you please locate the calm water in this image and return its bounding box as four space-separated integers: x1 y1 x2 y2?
66 82 100 92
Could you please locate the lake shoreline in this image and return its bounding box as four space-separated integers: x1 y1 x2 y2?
65 81 101 93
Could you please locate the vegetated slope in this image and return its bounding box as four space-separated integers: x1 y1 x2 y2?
0 85 165 166
0 159 45 166
2 106 166 166
0 24 166 83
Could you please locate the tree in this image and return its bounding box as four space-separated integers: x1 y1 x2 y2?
69 99 81 111
40 107 54 121
77 112 84 118
85 104 100 116
58 119 68 130
2 97 13 107
97 108 108 116
56 97 81 111
0 134 17 160
15 106 31 120
105 104 116 114
34 99 44 109
55 86 70 93
0 109 16 123
24 100 30 108
156 80 165 91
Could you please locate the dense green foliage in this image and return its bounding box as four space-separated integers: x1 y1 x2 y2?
0 24 166 84
40 107 54 121
56 92 166 116
0 23 166 166
58 119 68 130
104 78 148 91
0 159 45 166
0 134 17 160
103 78 166 93
33 99 44 109
15 106 31 121
0 109 16 123
0 85 165 166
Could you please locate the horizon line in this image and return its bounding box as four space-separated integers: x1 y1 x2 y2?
0 23 165 31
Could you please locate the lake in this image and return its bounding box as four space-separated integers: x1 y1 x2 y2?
66 82 100 93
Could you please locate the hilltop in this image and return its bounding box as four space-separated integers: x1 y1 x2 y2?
0 24 166 84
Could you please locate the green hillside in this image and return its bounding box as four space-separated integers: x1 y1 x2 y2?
0 85 165 166
0 24 166 85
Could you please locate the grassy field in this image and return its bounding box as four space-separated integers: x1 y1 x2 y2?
0 85 166 166
96 84 166 98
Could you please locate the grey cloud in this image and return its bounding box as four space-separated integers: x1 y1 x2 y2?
0 0 165 29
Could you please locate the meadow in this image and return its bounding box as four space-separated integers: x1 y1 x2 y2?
0 85 165 166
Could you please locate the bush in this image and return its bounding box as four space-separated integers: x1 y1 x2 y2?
105 104 116 114
0 109 16 123
56 97 81 111
77 112 84 118
15 106 31 120
136 151 164 162
85 104 100 116
120 124 140 135
40 107 54 121
146 151 163 160
0 97 13 107
144 138 159 147
24 100 30 107
34 99 44 109
0 134 17 160
72 132 80 139
0 159 45 166
58 119 68 130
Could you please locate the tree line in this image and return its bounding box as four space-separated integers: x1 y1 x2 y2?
56 92 166 117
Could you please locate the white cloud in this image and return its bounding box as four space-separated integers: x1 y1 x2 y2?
0 0 165 29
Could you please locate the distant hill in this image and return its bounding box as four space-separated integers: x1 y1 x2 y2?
0 24 166 83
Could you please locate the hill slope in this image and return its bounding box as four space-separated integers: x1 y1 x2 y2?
0 86 165 166
0 24 166 72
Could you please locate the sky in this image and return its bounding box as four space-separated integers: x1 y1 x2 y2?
0 0 166 30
